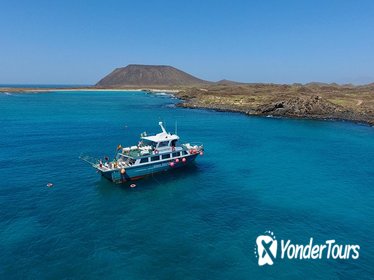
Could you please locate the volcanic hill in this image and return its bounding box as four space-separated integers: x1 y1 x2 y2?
96 64 210 87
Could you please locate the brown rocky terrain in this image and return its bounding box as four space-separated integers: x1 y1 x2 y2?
175 84 374 125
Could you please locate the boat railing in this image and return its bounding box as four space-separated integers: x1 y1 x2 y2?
183 142 204 150
79 154 100 166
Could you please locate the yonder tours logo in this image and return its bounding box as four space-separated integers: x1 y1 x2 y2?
254 231 360 266
254 231 277 266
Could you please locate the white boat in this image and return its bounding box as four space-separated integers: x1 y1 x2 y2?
82 122 204 183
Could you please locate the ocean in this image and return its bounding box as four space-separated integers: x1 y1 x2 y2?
0 90 373 279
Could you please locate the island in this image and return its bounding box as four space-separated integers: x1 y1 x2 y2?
1 64 373 126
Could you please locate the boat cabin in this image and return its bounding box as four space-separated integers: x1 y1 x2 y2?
140 122 179 151
114 122 184 167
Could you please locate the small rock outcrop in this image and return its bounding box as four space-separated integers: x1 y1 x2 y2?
258 95 342 117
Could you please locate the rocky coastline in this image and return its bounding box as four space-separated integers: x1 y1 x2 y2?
174 84 374 126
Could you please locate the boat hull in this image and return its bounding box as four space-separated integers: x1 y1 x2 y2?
100 153 199 183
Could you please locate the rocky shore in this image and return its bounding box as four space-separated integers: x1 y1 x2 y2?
174 84 374 126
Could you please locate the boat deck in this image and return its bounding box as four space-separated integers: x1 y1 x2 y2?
120 146 186 159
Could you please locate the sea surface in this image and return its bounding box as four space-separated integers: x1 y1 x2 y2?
0 90 373 279
0 84 89 88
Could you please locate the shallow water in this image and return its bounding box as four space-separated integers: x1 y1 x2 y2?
0 91 373 279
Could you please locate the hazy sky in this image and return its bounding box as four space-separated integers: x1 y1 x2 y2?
1 0 374 85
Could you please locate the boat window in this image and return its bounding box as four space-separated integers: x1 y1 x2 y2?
162 154 171 159
182 151 188 155
151 156 160 162
140 157 149 163
172 152 180 157
158 141 169 148
143 140 157 149
117 154 128 160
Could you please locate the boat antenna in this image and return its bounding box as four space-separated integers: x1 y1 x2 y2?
175 120 178 135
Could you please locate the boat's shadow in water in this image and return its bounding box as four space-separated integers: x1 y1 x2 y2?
94 164 202 191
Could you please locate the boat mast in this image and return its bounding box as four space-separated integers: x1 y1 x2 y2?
159 121 167 133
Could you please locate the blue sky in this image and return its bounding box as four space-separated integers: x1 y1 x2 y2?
1 0 374 84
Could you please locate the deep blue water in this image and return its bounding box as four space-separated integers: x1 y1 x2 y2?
0 90 373 279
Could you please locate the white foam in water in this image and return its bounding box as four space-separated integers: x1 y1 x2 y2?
154 92 169 96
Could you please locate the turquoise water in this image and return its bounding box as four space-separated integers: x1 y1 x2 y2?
0 91 373 279
0 84 89 88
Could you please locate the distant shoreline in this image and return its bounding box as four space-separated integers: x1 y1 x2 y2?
0 87 180 93
1 85 372 127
